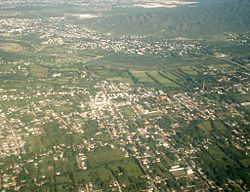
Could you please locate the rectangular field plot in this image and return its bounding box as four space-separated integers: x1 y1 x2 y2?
0 43 23 52
119 106 136 118
147 71 179 87
181 66 198 75
131 71 154 83
94 69 133 84
107 77 132 84
197 121 213 134
160 71 179 81
30 67 48 78
87 148 124 168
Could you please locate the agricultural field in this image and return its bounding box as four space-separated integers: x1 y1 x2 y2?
119 106 136 118
87 148 124 168
30 67 48 78
131 71 154 83
147 71 179 87
160 71 180 81
93 68 133 84
180 66 198 76
0 43 23 53
197 121 213 134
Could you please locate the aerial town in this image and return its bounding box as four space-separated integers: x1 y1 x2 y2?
0 0 249 191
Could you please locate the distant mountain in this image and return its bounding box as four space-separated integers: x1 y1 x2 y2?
86 0 250 38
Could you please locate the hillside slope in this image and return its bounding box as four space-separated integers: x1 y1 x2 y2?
87 0 250 38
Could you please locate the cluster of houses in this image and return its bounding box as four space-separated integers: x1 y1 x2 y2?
0 15 208 58
0 56 249 191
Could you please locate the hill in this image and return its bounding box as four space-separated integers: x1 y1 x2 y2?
86 0 250 38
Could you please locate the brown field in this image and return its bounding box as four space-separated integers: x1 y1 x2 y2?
197 121 213 134
0 43 23 52
240 158 250 167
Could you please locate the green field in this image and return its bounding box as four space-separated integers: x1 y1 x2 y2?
180 66 198 76
147 71 178 87
87 148 124 168
211 120 227 134
240 158 250 168
197 121 213 134
161 71 179 81
30 67 48 78
131 71 154 83
119 106 136 118
89 67 133 84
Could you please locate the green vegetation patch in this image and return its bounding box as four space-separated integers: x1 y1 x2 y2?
240 158 250 168
0 43 23 52
94 166 113 181
211 120 227 134
50 77 71 85
84 120 99 137
244 105 250 110
197 121 213 134
161 71 179 81
207 146 236 166
87 148 124 168
131 71 154 83
119 106 136 118
30 67 48 78
143 111 162 119
147 71 178 87
170 170 187 178
181 66 198 76
76 158 144 191
24 122 75 155
90 67 133 84
74 170 92 183
107 77 132 84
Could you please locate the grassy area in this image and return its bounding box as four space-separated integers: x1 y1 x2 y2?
24 123 75 155
84 120 99 137
30 67 48 78
208 146 235 165
211 120 227 134
87 148 124 168
231 94 250 103
181 66 198 75
242 105 250 111
0 43 23 52
107 77 133 84
50 77 71 85
143 111 162 119
74 158 143 186
131 71 153 83
90 68 133 84
75 170 92 183
147 71 178 87
119 106 136 118
161 71 179 81
95 166 113 181
240 158 250 168
197 121 213 134
170 170 187 178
